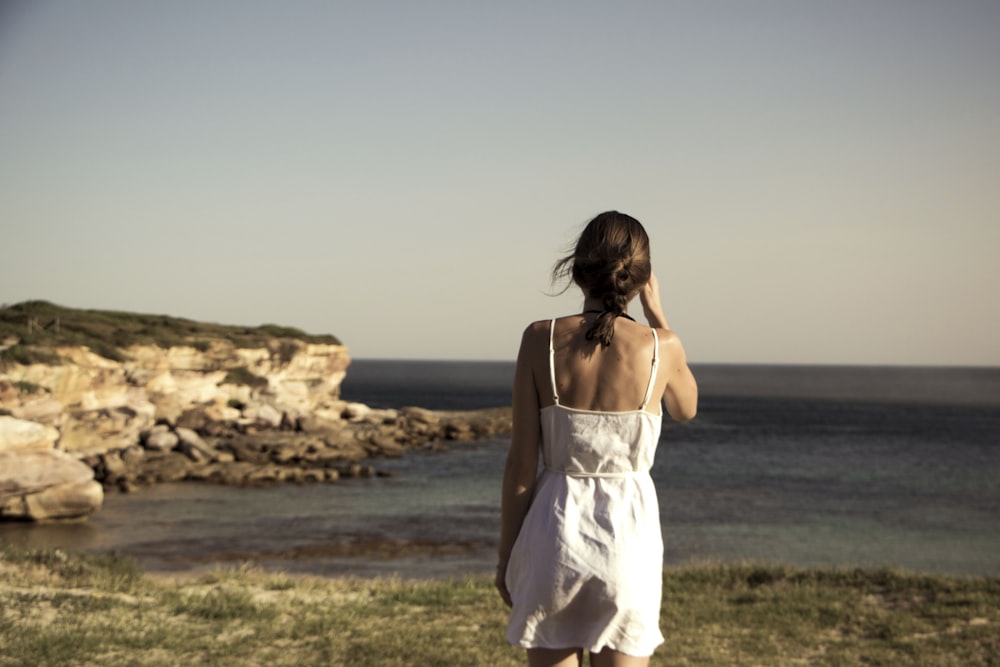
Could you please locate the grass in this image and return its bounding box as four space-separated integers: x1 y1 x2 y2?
0 548 997 666
0 300 340 366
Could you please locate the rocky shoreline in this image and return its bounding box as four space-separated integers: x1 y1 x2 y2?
86 404 512 493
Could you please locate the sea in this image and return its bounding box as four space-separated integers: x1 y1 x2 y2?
2 361 998 579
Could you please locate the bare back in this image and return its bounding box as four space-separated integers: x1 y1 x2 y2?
531 314 669 415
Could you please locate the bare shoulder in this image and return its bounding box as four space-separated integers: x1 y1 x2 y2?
520 319 551 345
523 319 551 336
653 327 682 344
517 320 551 360
653 327 689 361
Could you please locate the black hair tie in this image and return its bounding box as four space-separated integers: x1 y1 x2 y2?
584 309 635 322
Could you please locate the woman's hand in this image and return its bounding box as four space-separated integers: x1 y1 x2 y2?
640 271 669 330
495 563 512 607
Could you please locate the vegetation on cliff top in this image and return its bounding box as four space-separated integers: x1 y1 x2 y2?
0 300 340 366
0 547 997 666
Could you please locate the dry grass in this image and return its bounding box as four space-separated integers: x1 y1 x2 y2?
1 548 997 666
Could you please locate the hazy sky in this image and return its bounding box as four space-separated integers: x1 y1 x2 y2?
1 1 997 365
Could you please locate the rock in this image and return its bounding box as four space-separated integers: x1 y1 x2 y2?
243 403 283 428
23 480 104 521
140 452 194 483
368 434 406 458
220 439 270 464
175 408 212 432
399 406 440 425
120 444 145 467
0 379 14 403
268 444 299 464
177 442 208 463
244 465 286 485
6 394 64 425
175 427 216 462
0 450 104 521
443 422 474 440
213 450 235 464
341 402 371 421
215 461 258 484
143 426 179 452
0 416 60 452
174 426 203 446
343 463 374 478
360 408 399 425
98 451 127 486
301 469 325 483
117 479 139 493
296 414 343 433
58 401 156 455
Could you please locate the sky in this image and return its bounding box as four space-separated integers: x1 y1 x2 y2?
1 1 997 365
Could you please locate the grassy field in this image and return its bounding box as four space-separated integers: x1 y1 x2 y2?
0 548 997 666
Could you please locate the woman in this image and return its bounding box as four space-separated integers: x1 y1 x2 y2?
496 211 698 667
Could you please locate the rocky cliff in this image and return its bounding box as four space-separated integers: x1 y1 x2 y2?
0 303 511 522
1 338 351 454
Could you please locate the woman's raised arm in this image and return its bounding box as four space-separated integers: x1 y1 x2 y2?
640 272 698 422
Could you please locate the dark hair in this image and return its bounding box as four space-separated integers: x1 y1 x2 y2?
552 211 651 348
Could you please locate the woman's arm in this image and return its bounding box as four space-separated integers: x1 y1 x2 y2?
659 331 698 422
640 272 698 422
495 324 543 607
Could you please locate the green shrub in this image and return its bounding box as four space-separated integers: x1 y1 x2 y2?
276 340 300 364
223 367 268 389
0 345 62 369
12 381 48 395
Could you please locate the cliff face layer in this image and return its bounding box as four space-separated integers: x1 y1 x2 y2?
1 340 350 455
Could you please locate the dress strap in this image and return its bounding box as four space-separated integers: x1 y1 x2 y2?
639 329 660 410
548 319 559 405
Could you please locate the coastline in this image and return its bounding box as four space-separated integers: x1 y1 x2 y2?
4 360 998 582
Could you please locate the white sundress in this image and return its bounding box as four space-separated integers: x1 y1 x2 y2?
506 319 665 657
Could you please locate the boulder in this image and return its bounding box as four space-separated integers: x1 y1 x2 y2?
0 450 104 521
144 426 179 452
120 444 145 466
341 402 371 421
0 416 60 453
175 427 217 462
368 433 406 458
138 452 194 484
59 405 155 455
5 394 64 425
243 403 283 428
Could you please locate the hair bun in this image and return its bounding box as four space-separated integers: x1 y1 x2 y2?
550 210 652 348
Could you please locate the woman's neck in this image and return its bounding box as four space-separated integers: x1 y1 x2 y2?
581 296 627 315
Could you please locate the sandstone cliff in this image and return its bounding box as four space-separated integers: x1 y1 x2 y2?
0 338 351 454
